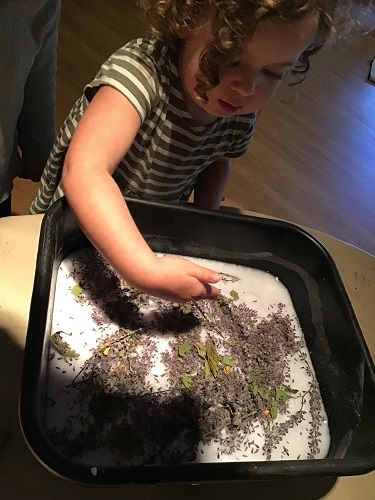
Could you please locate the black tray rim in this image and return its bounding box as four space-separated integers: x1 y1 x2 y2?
19 197 375 485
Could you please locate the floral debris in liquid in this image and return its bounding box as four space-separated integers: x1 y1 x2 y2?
45 249 330 466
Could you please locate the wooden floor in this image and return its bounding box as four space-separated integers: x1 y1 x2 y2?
12 0 375 256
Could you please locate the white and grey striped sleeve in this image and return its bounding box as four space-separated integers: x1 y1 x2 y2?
83 39 162 122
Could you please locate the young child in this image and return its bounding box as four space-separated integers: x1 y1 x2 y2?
0 0 61 217
29 0 367 302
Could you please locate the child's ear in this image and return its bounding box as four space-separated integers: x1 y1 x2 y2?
176 25 191 39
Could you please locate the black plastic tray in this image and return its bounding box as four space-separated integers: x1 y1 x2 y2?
20 197 375 485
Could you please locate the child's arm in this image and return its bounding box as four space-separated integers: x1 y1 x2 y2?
62 85 221 302
193 157 231 210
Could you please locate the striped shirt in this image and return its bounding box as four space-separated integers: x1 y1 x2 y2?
30 37 256 213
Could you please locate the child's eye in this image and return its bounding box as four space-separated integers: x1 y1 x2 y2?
227 60 241 68
263 69 284 80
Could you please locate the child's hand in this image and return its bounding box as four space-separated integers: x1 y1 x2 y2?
134 255 221 303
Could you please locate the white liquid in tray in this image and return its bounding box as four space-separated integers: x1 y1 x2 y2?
45 249 330 466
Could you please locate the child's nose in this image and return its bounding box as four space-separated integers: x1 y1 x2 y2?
230 76 256 97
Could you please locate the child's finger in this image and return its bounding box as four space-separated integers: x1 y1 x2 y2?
205 283 221 297
189 263 221 284
194 282 221 300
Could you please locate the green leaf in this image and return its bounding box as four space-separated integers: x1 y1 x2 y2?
222 355 236 366
217 296 230 313
251 382 259 396
50 333 80 358
270 401 278 420
220 272 239 283
64 348 80 358
206 336 220 378
258 388 270 400
254 356 266 376
204 360 211 379
276 388 290 402
196 343 206 358
230 290 239 300
72 284 83 297
254 366 264 376
178 343 192 357
181 374 193 389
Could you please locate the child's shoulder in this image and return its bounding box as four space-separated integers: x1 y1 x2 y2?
111 36 171 70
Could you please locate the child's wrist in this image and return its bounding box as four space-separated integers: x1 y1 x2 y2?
120 252 161 290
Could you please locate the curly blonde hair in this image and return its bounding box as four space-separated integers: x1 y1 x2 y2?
138 1 373 100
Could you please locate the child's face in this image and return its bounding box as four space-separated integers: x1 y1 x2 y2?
179 15 318 124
